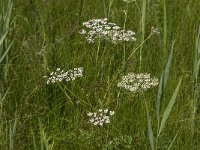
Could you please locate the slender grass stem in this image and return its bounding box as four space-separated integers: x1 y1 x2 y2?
139 0 146 71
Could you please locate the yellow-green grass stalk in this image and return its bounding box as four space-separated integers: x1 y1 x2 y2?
108 0 114 19
0 1 13 148
145 101 155 150
123 5 128 68
152 77 182 149
103 0 108 18
39 118 55 150
30 128 37 150
139 0 146 71
191 26 200 148
158 77 182 136
147 40 182 149
9 114 17 150
156 41 175 125
0 0 13 78
0 88 9 149
162 0 167 58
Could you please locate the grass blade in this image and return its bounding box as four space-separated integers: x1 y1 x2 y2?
193 26 200 79
167 129 180 150
0 40 13 63
139 0 146 71
156 72 164 121
0 31 8 46
191 26 200 149
103 0 108 18
158 77 182 136
31 128 37 150
9 114 17 150
0 0 13 78
0 87 9 105
163 41 175 89
162 0 167 57
145 102 155 150
108 0 114 18
156 41 175 122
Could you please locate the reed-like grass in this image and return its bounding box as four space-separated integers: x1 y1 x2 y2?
1 0 200 149
0 0 13 78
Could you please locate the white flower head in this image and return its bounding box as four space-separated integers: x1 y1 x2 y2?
80 18 136 43
151 26 160 35
109 111 115 116
117 73 159 92
104 109 108 113
43 67 83 84
87 109 115 126
87 112 93 116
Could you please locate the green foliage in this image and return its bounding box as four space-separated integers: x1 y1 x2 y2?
1 0 200 149
0 0 13 77
193 26 200 80
158 77 182 136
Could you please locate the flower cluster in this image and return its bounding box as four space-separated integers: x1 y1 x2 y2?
87 109 115 126
80 18 136 43
117 73 159 92
151 26 160 35
43 67 83 84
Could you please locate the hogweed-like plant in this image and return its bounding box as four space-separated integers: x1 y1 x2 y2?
87 109 115 126
43 67 83 84
117 73 159 92
80 18 136 43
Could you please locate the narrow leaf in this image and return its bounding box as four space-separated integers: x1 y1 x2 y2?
167 130 180 150
0 87 10 104
0 40 13 63
156 41 175 122
0 31 8 46
103 0 107 18
146 102 155 150
156 72 164 121
158 77 182 136
163 40 175 89
193 26 200 78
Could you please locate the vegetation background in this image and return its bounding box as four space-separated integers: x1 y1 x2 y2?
0 0 200 149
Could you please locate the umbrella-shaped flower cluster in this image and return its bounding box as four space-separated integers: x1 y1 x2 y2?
87 109 115 126
43 67 83 84
117 73 159 92
80 18 136 43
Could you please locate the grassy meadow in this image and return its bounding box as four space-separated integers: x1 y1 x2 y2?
1 0 200 149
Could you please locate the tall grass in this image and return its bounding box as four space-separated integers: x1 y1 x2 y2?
0 0 13 78
1 0 200 149
139 0 146 70
191 26 200 149
0 0 14 149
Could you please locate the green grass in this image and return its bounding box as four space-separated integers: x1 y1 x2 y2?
1 0 200 149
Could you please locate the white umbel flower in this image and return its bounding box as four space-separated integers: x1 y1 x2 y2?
151 26 160 34
87 109 115 126
43 67 83 84
80 18 136 43
117 73 159 92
